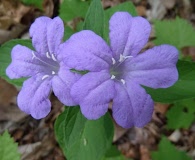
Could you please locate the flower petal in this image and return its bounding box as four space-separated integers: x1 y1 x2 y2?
30 16 64 58
17 74 52 119
124 45 179 89
6 45 47 79
109 12 151 59
52 66 81 106
58 30 113 72
113 81 153 128
112 83 134 128
47 16 64 55
109 12 132 60
30 16 51 54
127 81 154 127
71 70 115 119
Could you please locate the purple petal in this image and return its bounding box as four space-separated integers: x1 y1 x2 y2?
6 45 47 79
30 16 51 54
17 74 52 119
112 83 134 128
52 66 81 106
71 71 115 119
47 17 64 55
124 45 179 88
58 30 113 71
109 12 132 60
109 12 151 59
126 81 154 127
113 81 153 128
30 16 64 58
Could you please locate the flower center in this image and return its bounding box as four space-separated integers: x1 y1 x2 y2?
32 51 59 80
110 54 133 85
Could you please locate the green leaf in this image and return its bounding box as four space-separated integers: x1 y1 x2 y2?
104 2 137 42
0 131 21 160
83 0 104 37
0 39 33 86
55 107 114 160
64 26 75 41
102 145 130 160
59 0 91 22
154 17 195 50
70 69 89 75
145 60 195 103
20 0 44 9
76 21 84 32
166 98 195 129
152 136 192 160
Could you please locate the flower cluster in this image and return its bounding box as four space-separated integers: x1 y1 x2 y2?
6 17 80 119
6 12 178 128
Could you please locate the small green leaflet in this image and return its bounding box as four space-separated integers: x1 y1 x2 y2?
104 1 137 42
154 17 195 50
166 98 195 129
59 0 91 22
145 60 195 103
102 145 130 160
83 0 104 37
70 69 89 75
0 39 33 86
152 136 192 160
54 107 114 160
20 0 44 10
63 26 75 41
0 131 21 160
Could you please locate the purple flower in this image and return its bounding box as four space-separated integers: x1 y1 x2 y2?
6 16 80 119
59 12 179 128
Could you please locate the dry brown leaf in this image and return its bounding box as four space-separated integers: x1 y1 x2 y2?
168 129 182 142
113 121 128 142
0 0 31 24
0 104 27 122
43 0 54 17
0 78 17 106
162 0 176 9
147 0 167 20
19 142 42 160
182 47 195 61
0 24 27 44
154 103 170 115
0 79 27 122
102 0 122 9
178 0 192 19
140 145 151 160
136 6 146 16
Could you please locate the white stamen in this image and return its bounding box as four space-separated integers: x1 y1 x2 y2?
125 55 133 59
32 51 36 59
52 71 55 75
46 52 51 58
121 79 125 84
119 54 133 62
83 138 87 146
51 54 57 61
42 75 49 80
111 75 116 79
112 58 116 65
119 54 124 62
